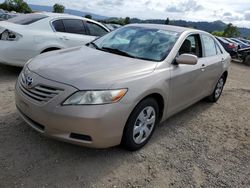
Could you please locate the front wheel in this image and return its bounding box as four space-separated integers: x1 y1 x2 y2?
122 98 159 151
206 76 225 102
244 55 250 66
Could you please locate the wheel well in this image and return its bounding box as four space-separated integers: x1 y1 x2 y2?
41 47 61 54
222 71 228 82
142 93 164 122
121 93 165 144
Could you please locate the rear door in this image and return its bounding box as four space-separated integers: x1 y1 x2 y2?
200 34 224 96
52 19 95 47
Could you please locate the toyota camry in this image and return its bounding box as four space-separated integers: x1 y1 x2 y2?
15 24 230 151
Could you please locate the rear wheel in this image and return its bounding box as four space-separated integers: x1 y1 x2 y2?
244 55 250 66
207 76 225 102
122 98 159 151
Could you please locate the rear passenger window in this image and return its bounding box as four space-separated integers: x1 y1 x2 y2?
63 19 86 35
201 35 217 57
86 22 108 36
53 20 65 32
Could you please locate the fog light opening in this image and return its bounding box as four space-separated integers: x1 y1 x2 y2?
69 133 92 142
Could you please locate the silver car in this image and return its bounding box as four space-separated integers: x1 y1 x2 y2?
15 24 230 150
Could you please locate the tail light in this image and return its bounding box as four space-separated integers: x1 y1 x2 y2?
0 29 22 41
228 43 236 49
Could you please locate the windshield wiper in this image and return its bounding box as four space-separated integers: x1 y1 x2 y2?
101 47 136 58
87 42 100 50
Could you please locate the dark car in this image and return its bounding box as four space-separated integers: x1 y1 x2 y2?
238 38 250 45
215 37 238 57
230 38 250 49
0 9 5 14
223 38 241 48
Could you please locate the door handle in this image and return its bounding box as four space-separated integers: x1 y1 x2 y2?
60 36 69 41
63 36 69 40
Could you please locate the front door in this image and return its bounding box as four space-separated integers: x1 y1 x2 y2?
168 34 207 115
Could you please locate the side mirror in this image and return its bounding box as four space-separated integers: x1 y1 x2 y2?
176 54 198 65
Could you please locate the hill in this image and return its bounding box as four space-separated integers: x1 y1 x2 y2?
130 18 250 37
29 4 250 37
29 4 108 20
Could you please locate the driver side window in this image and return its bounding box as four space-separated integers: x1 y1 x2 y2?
179 34 202 58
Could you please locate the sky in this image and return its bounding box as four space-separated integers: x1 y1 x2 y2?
2 0 250 28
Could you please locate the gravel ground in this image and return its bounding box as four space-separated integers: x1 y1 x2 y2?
0 62 249 188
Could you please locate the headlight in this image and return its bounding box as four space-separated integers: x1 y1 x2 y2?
63 89 127 105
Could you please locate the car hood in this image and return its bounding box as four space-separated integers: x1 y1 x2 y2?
28 46 158 90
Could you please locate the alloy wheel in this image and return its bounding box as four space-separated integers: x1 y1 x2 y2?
215 78 224 99
133 106 156 144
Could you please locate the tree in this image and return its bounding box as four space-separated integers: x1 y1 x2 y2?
223 23 240 37
247 36 250 40
165 17 170 25
212 31 224 37
124 17 130 25
0 0 32 13
85 14 92 19
53 3 64 13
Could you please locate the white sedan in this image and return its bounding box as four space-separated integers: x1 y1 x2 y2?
0 12 109 66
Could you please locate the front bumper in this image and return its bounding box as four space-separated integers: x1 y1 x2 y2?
15 72 132 148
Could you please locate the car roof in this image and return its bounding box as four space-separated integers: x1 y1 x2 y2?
126 23 200 33
37 12 90 21
33 12 108 30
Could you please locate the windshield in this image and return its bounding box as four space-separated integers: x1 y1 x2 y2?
90 26 180 61
7 14 48 25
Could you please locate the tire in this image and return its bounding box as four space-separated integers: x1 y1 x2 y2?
244 55 250 66
206 76 225 102
122 98 159 151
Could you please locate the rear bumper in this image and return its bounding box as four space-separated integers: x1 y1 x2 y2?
15 72 132 148
0 41 37 67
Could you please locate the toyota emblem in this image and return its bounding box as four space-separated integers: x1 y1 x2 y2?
24 75 33 88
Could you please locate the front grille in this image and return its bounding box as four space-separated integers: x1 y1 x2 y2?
19 73 63 103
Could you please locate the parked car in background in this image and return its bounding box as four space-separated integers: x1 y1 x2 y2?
0 13 17 21
237 47 250 66
230 38 250 49
0 9 5 15
223 38 240 48
105 23 122 31
215 36 238 57
16 24 230 150
238 38 250 45
0 12 109 66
